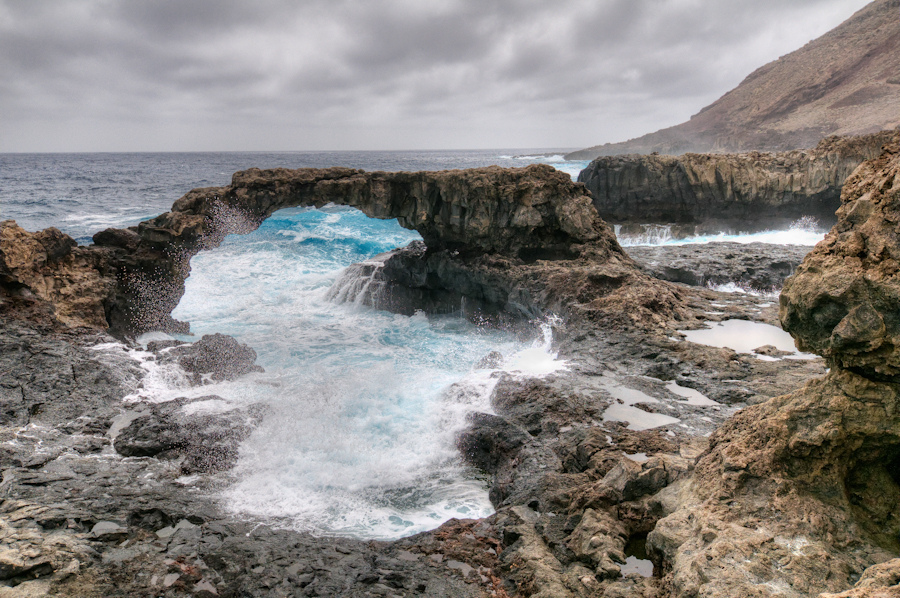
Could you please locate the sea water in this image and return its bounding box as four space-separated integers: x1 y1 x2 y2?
0 150 816 539
162 206 567 539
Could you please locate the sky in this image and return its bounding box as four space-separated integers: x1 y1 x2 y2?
0 0 874 152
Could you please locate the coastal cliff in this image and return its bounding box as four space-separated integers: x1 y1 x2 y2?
567 0 900 159
3 150 900 596
578 129 898 232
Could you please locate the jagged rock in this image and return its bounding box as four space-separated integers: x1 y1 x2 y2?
113 397 264 473
625 242 810 291
819 558 900 598
781 140 900 377
578 130 898 232
0 221 115 329
168 333 263 381
643 140 900 597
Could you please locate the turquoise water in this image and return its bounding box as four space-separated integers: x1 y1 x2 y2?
158 207 562 539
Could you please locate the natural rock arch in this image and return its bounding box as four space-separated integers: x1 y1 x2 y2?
89 164 632 336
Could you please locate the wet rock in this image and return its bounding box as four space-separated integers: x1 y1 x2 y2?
626 242 810 291
475 351 504 369
113 397 264 473
168 333 263 381
457 413 530 475
578 131 897 232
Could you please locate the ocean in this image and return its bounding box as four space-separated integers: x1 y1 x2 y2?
0 150 824 540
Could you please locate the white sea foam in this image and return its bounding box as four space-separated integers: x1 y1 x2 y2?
615 222 826 247
147 206 565 539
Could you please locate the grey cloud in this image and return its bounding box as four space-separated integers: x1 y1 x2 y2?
0 0 873 151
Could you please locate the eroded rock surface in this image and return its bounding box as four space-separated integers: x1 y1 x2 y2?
638 138 900 598
625 242 810 292
4 164 653 337
578 130 898 232
781 141 900 377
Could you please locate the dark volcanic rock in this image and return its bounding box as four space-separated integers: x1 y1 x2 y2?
578 130 898 232
113 397 264 473
169 333 264 381
626 242 811 291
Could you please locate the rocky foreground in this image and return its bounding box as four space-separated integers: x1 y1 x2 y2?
2 144 900 597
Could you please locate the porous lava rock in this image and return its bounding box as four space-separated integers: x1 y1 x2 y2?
168 333 264 381
0 222 114 329
578 130 898 232
781 140 900 377
642 138 900 597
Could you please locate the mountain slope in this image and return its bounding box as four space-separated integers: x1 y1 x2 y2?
567 0 900 160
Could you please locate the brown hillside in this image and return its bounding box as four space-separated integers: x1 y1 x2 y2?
567 0 900 160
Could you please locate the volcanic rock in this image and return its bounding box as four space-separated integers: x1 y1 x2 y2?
3 164 689 337
0 221 115 329
640 134 900 597
168 333 263 381
578 130 898 232
113 397 264 473
781 140 900 377
625 242 811 291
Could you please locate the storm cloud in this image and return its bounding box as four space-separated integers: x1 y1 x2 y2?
0 0 872 151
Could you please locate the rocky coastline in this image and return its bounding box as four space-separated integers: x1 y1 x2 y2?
2 142 900 597
578 130 898 234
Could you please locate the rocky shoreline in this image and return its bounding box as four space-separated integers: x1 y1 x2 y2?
2 142 900 597
578 130 898 234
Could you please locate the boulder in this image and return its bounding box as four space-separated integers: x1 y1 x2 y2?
781 141 900 377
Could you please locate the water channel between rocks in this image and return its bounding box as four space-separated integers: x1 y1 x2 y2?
122 206 567 540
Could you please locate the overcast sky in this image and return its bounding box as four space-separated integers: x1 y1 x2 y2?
0 0 873 152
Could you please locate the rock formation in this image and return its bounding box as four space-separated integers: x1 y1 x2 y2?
781 142 900 377
578 129 898 232
567 0 900 159
3 164 688 337
642 136 900 596
625 242 810 291
0 223 115 329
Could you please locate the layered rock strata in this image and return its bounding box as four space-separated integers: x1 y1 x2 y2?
640 139 900 596
578 130 899 232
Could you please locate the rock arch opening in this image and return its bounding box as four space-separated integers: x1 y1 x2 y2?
93 164 618 337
